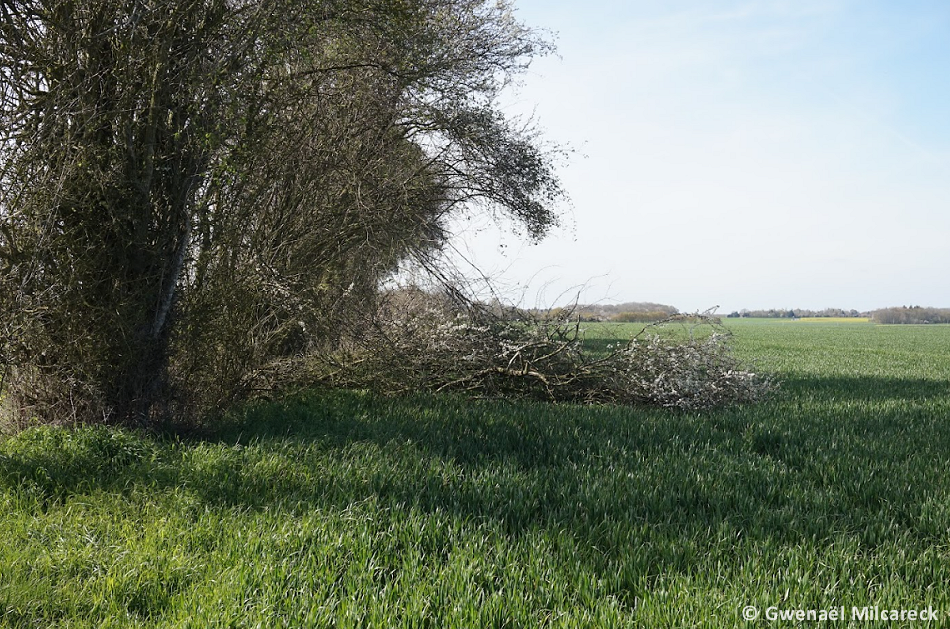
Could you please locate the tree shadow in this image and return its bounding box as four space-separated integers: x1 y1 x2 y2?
2 381 949 606
779 374 950 402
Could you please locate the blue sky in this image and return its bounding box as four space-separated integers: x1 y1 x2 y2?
449 0 950 313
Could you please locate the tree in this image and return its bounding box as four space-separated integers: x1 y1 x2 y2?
0 0 563 426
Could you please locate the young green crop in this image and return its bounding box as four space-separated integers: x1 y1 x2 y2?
1 321 949 627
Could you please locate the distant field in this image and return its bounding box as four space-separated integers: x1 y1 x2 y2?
795 316 870 323
2 320 950 626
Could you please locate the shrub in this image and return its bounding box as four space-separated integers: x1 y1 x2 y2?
304 290 773 410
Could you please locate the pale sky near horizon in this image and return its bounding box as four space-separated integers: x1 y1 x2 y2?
447 0 950 314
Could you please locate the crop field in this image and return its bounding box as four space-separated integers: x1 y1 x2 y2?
2 320 950 627
795 317 870 323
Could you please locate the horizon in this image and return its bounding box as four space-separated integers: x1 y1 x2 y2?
515 300 950 316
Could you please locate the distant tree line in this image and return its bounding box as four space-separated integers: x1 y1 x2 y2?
870 307 950 324
532 302 680 323
727 308 864 319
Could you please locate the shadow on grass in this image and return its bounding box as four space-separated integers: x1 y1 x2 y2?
3 379 950 588
780 374 950 402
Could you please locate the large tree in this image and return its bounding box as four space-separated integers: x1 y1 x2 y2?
0 0 563 425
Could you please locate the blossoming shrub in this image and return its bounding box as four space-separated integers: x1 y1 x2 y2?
315 290 773 410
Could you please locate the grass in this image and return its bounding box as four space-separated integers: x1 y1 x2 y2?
2 321 950 627
795 317 870 323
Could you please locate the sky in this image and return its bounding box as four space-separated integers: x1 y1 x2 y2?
447 0 950 314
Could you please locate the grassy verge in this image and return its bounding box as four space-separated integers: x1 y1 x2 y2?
2 322 950 627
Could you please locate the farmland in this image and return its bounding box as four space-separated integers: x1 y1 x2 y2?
2 320 950 627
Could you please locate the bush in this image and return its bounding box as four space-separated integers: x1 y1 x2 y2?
305 290 773 411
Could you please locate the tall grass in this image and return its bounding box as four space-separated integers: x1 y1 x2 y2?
1 321 949 627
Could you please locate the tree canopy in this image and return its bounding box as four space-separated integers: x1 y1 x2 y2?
0 0 564 425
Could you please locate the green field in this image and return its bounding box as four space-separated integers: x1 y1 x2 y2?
2 320 950 627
